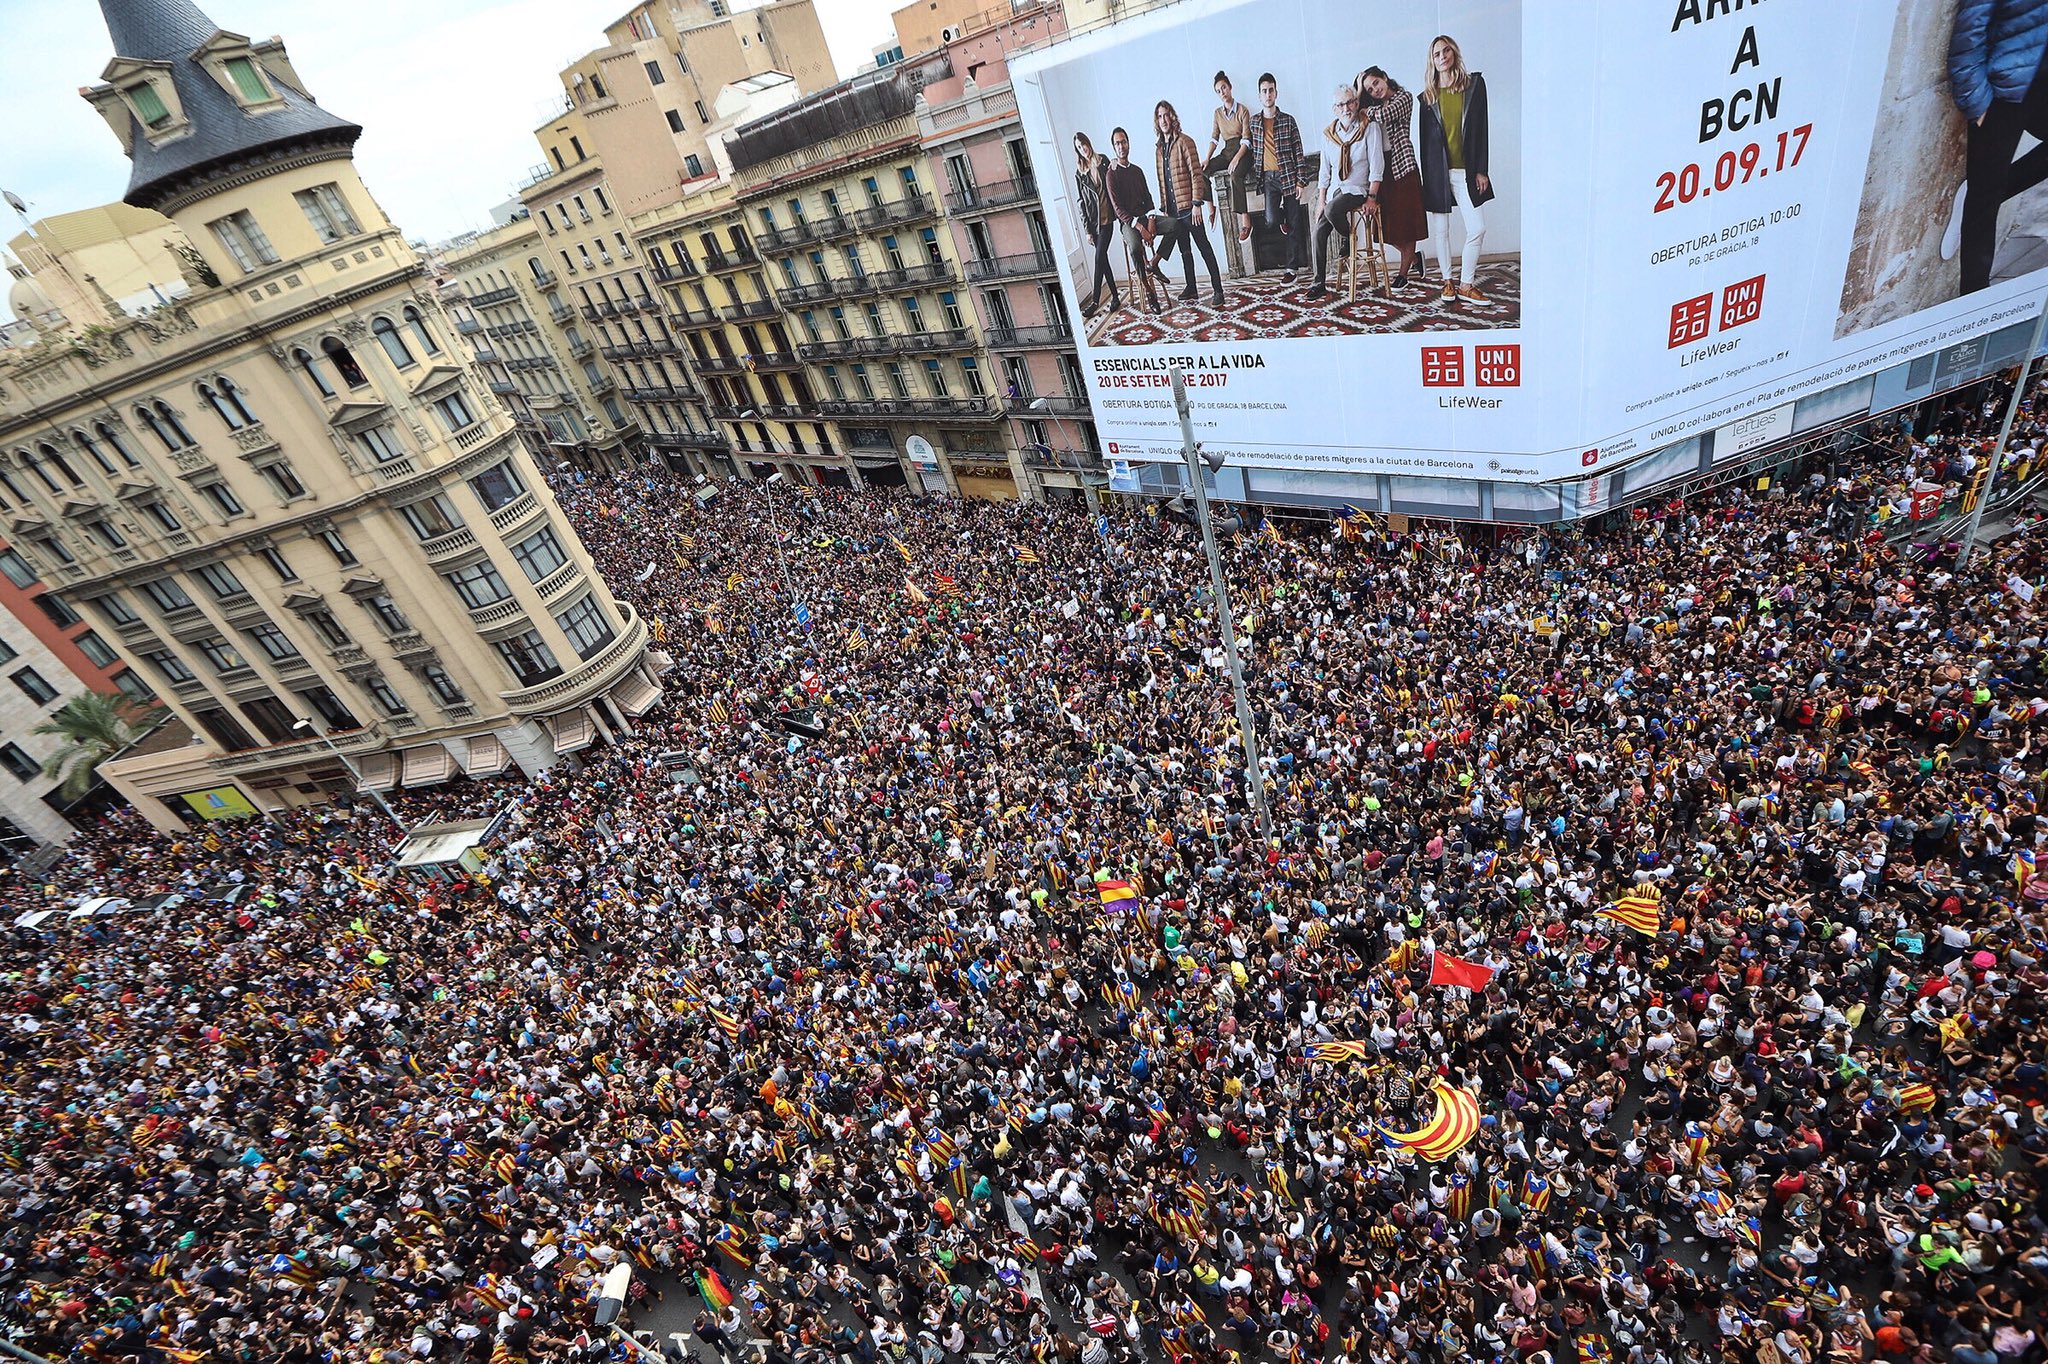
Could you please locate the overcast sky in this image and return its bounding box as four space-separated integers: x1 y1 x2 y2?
0 0 900 309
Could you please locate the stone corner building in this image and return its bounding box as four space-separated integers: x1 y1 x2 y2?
0 0 668 832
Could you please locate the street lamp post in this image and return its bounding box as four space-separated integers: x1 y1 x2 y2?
1171 368 1275 846
293 719 406 834
1956 307 2048 567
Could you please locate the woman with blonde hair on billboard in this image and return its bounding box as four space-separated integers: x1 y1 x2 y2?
1149 100 1226 308
1071 132 1122 316
1357 65 1430 291
1418 34 1496 304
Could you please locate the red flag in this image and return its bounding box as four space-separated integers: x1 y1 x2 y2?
1428 952 1494 991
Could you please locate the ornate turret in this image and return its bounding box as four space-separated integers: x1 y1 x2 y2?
84 0 362 216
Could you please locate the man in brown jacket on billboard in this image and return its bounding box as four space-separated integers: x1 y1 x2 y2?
1149 100 1227 308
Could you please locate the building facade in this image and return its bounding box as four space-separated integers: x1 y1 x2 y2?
914 11 1102 501
0 605 110 861
0 0 665 831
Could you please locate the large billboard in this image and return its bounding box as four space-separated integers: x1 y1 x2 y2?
1011 0 2048 485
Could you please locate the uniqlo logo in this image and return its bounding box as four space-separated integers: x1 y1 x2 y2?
1474 344 1521 387
1581 448 1600 467
1420 345 1466 387
1720 274 1766 330
1668 293 1714 349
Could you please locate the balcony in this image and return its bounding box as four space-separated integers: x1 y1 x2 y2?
206 724 383 776
486 490 542 533
754 222 817 252
893 326 975 353
1023 445 1105 473
497 603 648 715
370 455 418 481
1008 392 1092 418
627 295 661 315
852 193 937 230
623 384 698 403
692 353 750 376
944 175 1040 214
871 260 957 292
468 597 527 628
751 350 801 371
985 324 1075 350
724 298 779 322
579 304 603 322
797 335 883 363
796 327 974 362
810 213 858 242
651 429 731 452
549 305 575 326
588 372 617 395
755 402 813 422
453 422 500 453
601 341 661 361
533 560 584 602
702 245 758 274
531 269 557 288
669 305 721 330
652 260 699 283
420 526 479 559
472 285 518 307
775 280 841 308
737 440 838 460
471 344 499 361
457 317 483 335
814 395 998 422
965 251 1058 282
489 380 518 395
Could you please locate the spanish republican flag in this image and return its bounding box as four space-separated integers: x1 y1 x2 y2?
1600 888 1663 936
1097 880 1139 913
1427 952 1494 991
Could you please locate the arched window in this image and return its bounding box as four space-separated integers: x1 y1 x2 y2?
220 377 258 425
156 402 193 447
72 429 115 476
294 347 334 397
19 449 61 494
199 382 245 430
403 306 441 356
37 443 81 487
322 338 368 389
372 317 415 368
96 423 139 468
0 466 22 504
136 406 173 451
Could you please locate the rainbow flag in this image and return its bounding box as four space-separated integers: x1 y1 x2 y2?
696 1266 734 1309
1097 879 1139 912
1600 888 1662 936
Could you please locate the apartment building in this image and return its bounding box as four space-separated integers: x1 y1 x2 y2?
915 8 1102 502
0 0 666 831
0 607 109 861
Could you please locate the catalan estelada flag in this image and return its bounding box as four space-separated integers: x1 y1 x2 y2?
1600 888 1662 936
726 572 744 590
709 695 730 725
710 1007 743 1040
1303 1039 1372 1063
1013 545 1041 565
1377 1079 1481 1162
890 534 913 562
1097 879 1139 912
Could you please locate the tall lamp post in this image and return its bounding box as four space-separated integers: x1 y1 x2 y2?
1171 368 1275 846
292 718 405 833
1957 307 2048 566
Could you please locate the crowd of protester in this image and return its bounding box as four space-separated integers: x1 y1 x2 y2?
5 381 2048 1364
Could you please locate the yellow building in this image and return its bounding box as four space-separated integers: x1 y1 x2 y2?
6 202 192 327
726 59 1021 498
0 0 665 831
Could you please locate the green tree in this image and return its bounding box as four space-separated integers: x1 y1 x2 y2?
33 691 163 799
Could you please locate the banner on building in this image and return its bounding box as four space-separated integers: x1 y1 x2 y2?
1011 0 2048 485
178 786 259 821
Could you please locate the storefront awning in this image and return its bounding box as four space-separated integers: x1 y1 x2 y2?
399 745 454 788
460 734 512 777
547 709 595 754
611 673 662 718
355 752 398 792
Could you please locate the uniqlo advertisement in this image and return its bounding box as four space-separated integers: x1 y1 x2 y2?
1010 0 2048 483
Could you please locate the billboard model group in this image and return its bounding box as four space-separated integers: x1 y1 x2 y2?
1010 0 2048 486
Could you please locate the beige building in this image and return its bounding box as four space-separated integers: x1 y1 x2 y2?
6 202 192 327
0 0 665 832
725 59 1021 497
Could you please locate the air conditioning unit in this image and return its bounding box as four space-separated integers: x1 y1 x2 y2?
940 24 962 41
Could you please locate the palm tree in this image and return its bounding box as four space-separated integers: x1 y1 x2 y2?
33 691 163 800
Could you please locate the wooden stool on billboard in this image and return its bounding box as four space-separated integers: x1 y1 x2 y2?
1213 173 1246 280
1122 232 1166 315
1338 206 1390 302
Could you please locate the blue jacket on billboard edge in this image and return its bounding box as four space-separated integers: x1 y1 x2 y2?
1950 0 2048 124
1417 72 1495 214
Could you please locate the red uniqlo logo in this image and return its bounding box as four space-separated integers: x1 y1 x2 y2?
1474 344 1521 387
1668 293 1714 349
1421 346 1466 387
1720 274 1766 330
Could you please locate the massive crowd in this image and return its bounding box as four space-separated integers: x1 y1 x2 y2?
4 378 2048 1364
